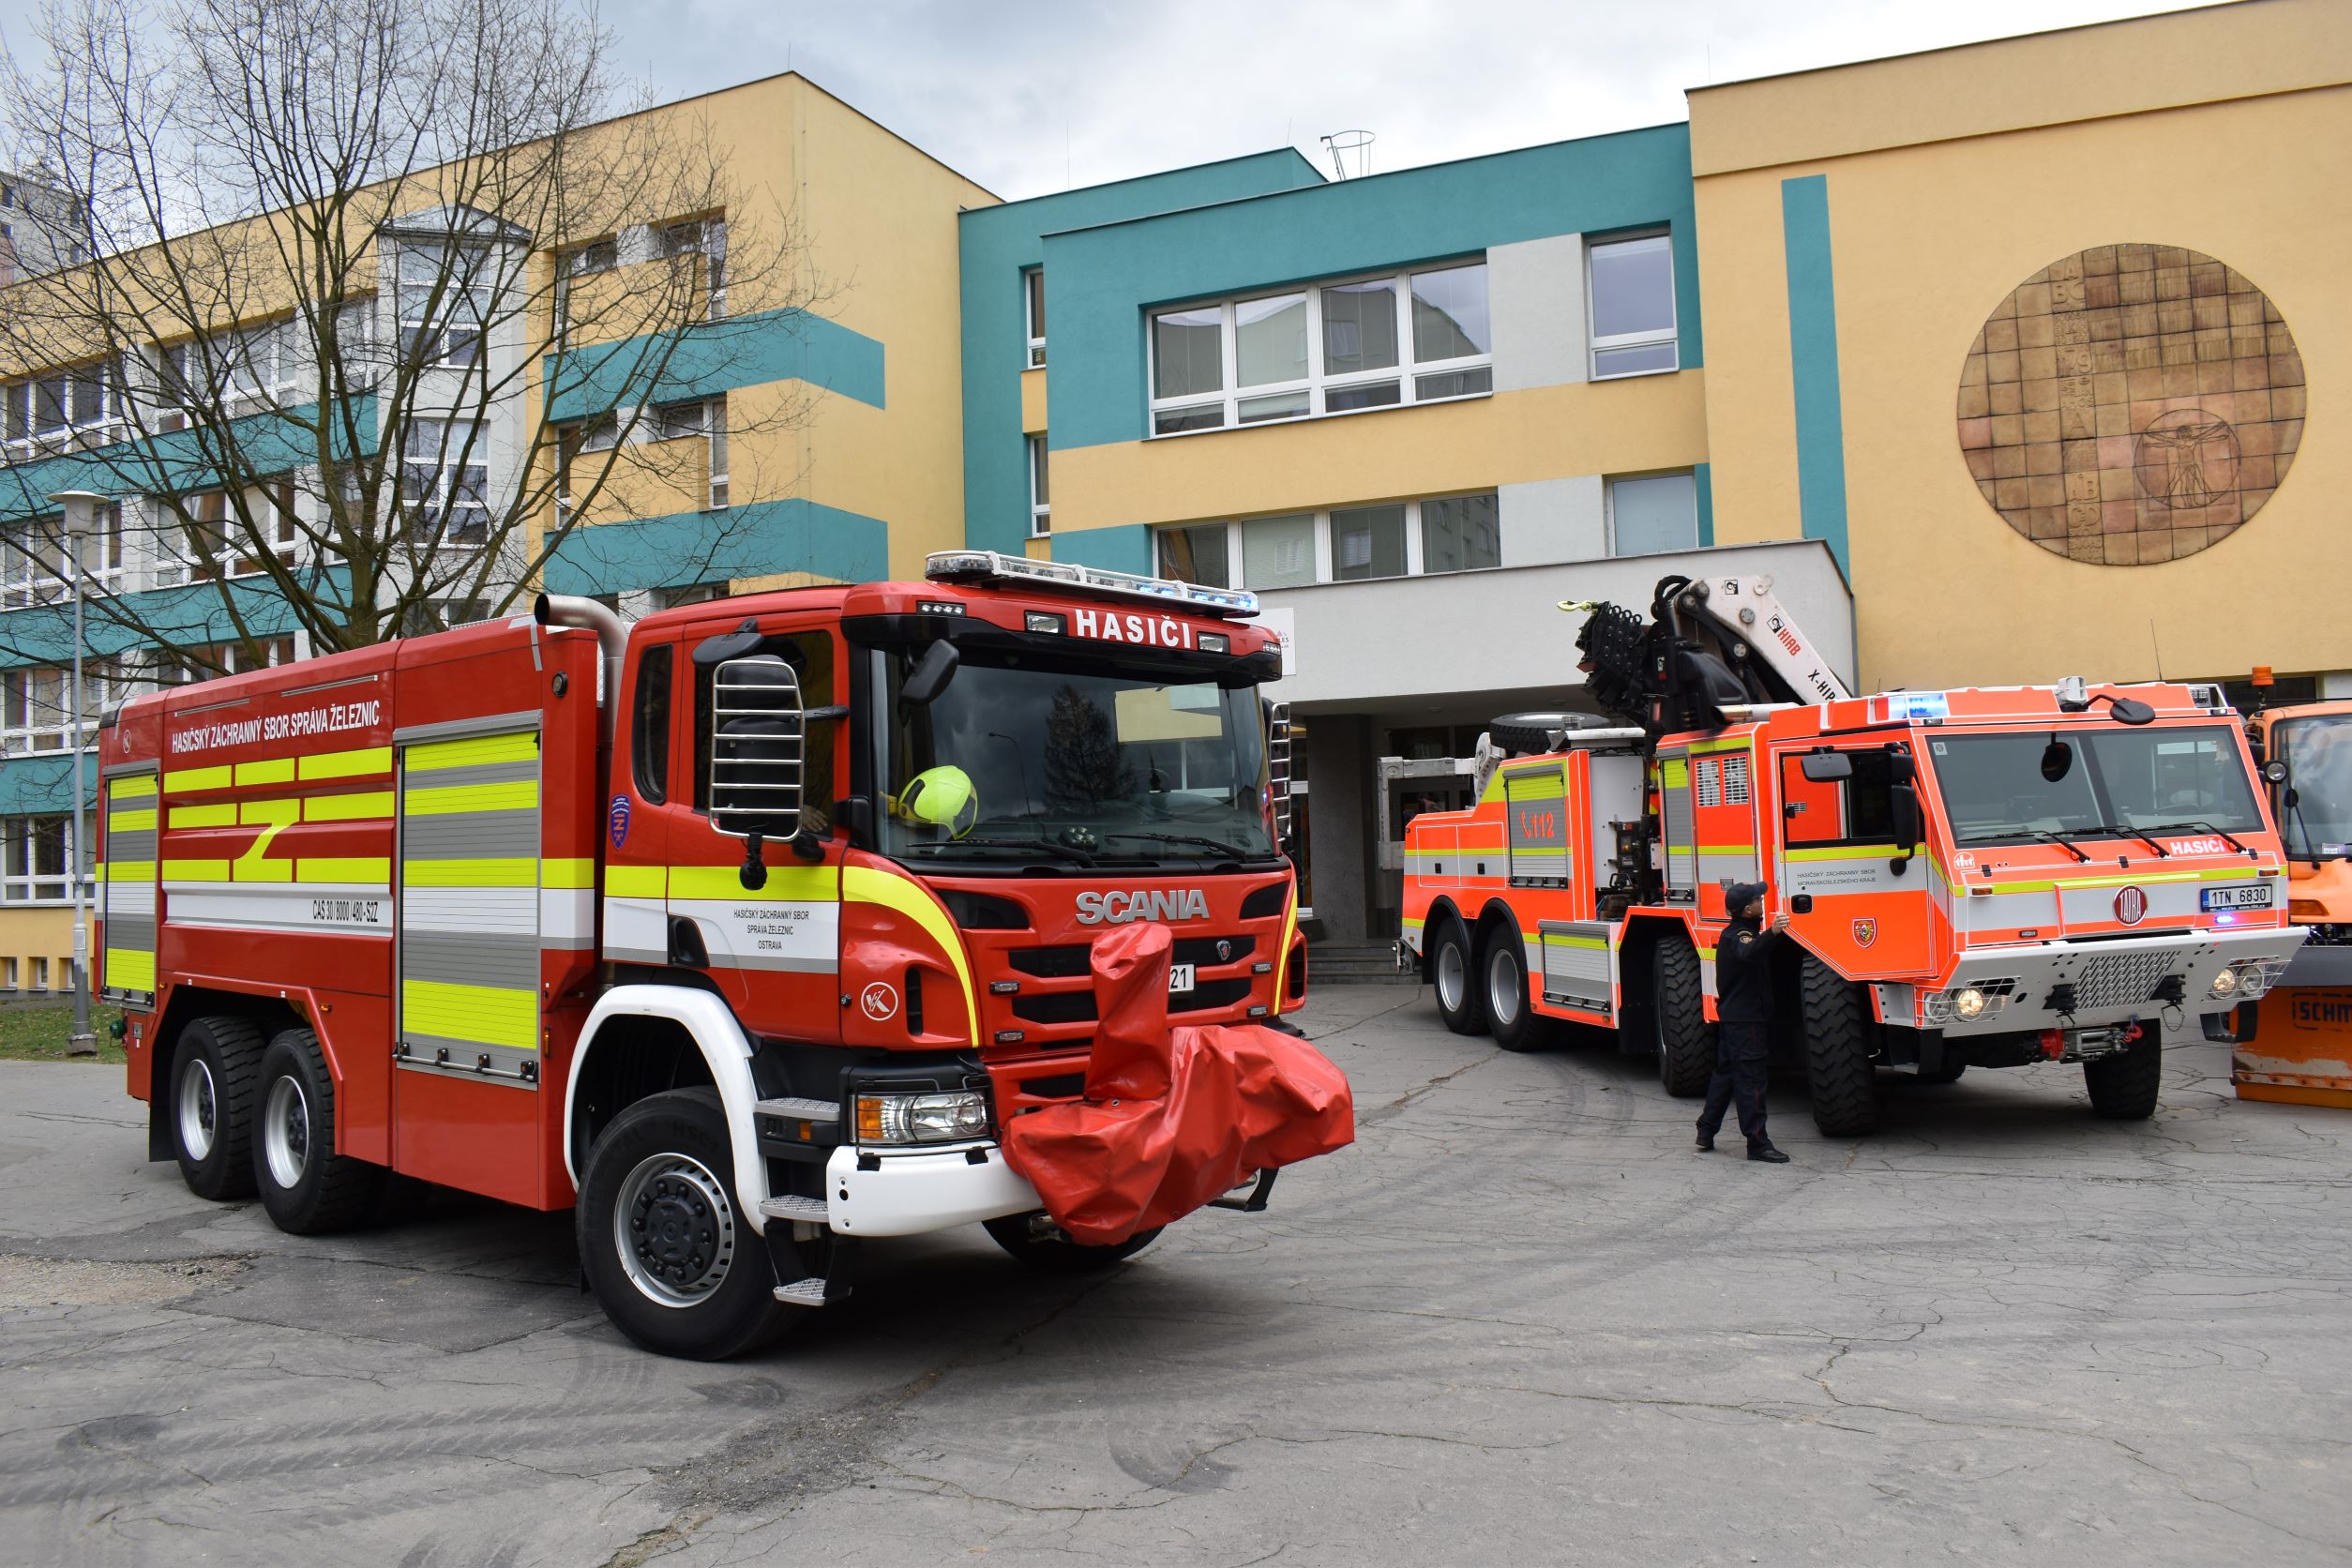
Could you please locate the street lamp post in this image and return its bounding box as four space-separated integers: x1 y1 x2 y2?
50 489 106 1058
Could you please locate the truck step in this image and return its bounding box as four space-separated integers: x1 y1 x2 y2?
755 1096 840 1123
758 1194 830 1224
772 1277 832 1307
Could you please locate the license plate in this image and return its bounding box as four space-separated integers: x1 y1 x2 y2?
1168 963 1197 994
2201 883 2274 912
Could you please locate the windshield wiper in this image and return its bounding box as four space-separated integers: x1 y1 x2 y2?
1099 830 1265 861
2140 819 2250 854
905 837 1096 867
2023 828 2093 863
2066 821 2170 858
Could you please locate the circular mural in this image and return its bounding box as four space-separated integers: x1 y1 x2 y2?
1958 244 2302 565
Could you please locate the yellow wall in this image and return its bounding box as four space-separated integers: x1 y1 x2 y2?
0 907 73 993
1050 372 1709 532
1692 2 2352 692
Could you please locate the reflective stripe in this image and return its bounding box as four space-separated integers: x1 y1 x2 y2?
169 803 238 828
164 764 232 792
109 807 157 834
103 949 156 991
844 865 975 1044
162 858 231 882
671 864 837 903
403 857 538 887
234 758 295 787
542 857 596 889
407 731 538 771
606 865 665 898
1274 872 1300 1002
402 978 537 1049
404 779 539 816
298 746 393 781
303 792 394 822
108 775 157 800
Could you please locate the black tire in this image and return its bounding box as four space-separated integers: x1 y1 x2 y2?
983 1213 1164 1273
252 1028 387 1235
1802 952 1878 1137
577 1088 792 1360
2084 1036 2163 1120
1487 712 1609 757
1916 1060 1968 1086
1485 935 1554 1053
170 1016 264 1201
1652 936 1711 1096
1430 917 1485 1036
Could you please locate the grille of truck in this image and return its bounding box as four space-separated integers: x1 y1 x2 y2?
1010 977 1254 1024
1006 935 1256 979
2058 949 2183 1013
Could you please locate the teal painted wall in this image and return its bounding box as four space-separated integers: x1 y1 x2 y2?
1694 461 1715 549
957 151 1327 557
0 751 84 818
1780 175 1849 575
1048 522 1151 576
543 499 888 596
1042 123 1701 453
0 398 377 522
545 309 884 423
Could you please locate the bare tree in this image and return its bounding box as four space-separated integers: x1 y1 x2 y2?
0 0 820 676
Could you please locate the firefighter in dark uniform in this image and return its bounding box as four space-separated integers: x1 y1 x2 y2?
1696 881 1792 1164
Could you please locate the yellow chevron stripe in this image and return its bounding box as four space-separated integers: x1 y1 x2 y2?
843 865 974 1044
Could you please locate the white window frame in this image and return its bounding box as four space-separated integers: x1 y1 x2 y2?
1145 258 1494 438
397 243 493 369
1153 490 1502 591
1027 434 1049 536
662 219 728 321
1605 469 1701 557
400 418 490 550
1023 267 1046 368
172 486 299 582
2 505 126 609
1587 233 1680 381
2 359 122 460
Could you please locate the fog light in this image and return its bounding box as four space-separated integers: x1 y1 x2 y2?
854 1090 992 1146
1952 987 1987 1020
2209 966 2240 997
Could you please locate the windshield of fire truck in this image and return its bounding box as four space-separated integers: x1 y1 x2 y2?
1923 723 2265 846
2275 715 2352 860
881 648 1276 867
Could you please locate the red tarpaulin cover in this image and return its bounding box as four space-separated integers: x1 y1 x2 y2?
999 921 1356 1245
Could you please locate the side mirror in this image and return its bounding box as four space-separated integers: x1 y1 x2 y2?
710 656 803 885
2041 739 2074 783
900 639 960 707
1888 782 1922 875
1800 750 1853 782
2108 696 2157 726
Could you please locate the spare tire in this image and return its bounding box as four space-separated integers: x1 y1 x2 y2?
1487 711 1611 757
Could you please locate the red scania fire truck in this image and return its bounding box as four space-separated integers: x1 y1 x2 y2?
98 551 1307 1358
1396 573 2305 1135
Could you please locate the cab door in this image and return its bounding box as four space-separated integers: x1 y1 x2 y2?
652 613 848 1039
1774 742 1932 978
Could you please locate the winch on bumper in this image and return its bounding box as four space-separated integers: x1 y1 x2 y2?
1892 926 2307 1044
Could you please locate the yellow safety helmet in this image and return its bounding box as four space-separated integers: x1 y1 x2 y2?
890 765 978 839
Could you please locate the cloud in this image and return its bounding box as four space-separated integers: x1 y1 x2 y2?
594 0 2226 197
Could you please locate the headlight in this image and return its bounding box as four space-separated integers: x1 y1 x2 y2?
854 1090 992 1147
1952 987 1987 1020
2209 966 2240 997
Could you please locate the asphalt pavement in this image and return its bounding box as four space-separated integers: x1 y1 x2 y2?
2 987 2347 1566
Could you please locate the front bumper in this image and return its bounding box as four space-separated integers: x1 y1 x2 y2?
1912 927 2308 1035
822 1140 1041 1237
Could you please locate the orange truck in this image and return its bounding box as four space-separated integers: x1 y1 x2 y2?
2232 693 2352 1104
1395 573 2305 1136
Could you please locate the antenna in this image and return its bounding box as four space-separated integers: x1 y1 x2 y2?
1320 129 1374 180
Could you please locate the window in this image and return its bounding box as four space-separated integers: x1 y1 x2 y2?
159 638 295 684
1157 522 1229 588
400 418 489 547
663 219 727 320
1148 261 1491 436
1608 472 1698 556
178 486 294 580
4 359 119 456
1779 749 1898 846
30 957 49 989
1023 268 1046 367
1589 234 1678 378
1157 490 1501 591
1242 515 1316 589
1331 505 1407 582
632 642 671 804
398 244 491 368
650 398 729 510
1420 491 1500 574
707 399 729 510
1026 434 1050 535
0 957 14 988
565 237 617 277
1 815 69 902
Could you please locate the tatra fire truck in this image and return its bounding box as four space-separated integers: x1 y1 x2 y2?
98 551 1306 1358
2230 691 2352 1104
1396 573 2305 1136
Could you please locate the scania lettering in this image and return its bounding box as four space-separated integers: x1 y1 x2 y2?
1076 888 1213 925
1392 573 2303 1135
98 550 1310 1360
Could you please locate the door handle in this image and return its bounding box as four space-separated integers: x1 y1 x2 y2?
667 916 710 968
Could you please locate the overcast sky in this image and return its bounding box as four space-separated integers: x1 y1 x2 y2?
589 0 2227 198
